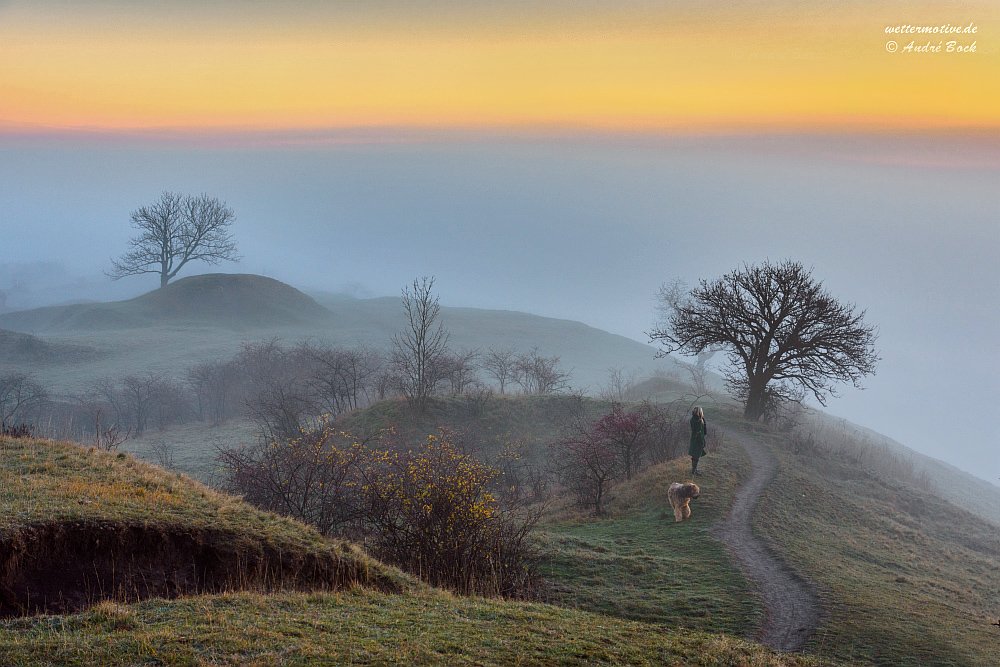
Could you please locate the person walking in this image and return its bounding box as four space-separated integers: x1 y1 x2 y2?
689 406 707 476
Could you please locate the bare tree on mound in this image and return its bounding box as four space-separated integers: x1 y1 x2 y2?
107 191 241 288
650 260 879 422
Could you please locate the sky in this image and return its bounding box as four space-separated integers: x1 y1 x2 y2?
1 1 998 482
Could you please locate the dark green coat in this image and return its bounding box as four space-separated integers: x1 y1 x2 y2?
689 415 707 458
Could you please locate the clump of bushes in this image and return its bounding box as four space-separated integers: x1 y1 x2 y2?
218 425 541 599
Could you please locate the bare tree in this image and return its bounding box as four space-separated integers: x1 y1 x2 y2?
650 260 879 422
0 372 49 428
598 367 637 402
299 342 383 415
186 359 239 424
391 277 451 410
482 346 517 394
513 348 570 395
108 191 240 288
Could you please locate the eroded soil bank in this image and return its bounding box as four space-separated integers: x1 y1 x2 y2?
0 520 399 617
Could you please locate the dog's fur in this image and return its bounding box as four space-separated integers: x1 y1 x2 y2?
668 482 700 522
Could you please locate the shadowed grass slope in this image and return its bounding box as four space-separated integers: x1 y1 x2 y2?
0 435 413 616
719 415 1000 667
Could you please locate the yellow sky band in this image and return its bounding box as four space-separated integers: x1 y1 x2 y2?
1 1 997 132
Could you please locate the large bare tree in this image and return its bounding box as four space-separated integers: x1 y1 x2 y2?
650 260 879 422
391 276 451 410
108 191 240 288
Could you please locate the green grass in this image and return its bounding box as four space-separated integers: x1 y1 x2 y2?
719 415 1000 667
537 428 761 637
0 588 842 667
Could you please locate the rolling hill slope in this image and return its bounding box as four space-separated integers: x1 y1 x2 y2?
312 291 679 390
0 431 840 667
0 328 100 365
0 275 678 393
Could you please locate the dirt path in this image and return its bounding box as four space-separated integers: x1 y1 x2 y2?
710 425 823 652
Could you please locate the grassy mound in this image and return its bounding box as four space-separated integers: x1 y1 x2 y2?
0 274 332 332
0 435 412 617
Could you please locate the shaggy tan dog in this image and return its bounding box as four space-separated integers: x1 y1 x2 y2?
668 482 700 522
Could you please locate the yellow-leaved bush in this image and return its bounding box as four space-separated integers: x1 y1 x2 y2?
219 424 541 598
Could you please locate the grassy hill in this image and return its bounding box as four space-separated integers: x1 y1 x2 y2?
0 274 332 333
5 393 1000 665
303 398 1000 665
0 431 838 667
810 413 1000 526
152 394 1000 665
0 274 678 395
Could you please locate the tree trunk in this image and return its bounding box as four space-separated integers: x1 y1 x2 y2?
743 378 768 422
160 271 169 288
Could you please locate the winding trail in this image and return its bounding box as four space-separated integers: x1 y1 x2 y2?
710 425 823 652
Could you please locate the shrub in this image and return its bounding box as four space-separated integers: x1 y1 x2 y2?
217 423 362 538
359 430 541 598
218 426 541 598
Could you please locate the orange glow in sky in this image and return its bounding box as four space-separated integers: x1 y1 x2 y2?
1 1 997 135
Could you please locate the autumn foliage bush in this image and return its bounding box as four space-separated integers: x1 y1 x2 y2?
219 426 541 598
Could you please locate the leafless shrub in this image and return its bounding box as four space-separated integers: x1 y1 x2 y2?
148 439 176 469
91 409 131 452
440 347 481 395
465 382 494 419
187 359 240 424
217 425 363 537
0 422 34 439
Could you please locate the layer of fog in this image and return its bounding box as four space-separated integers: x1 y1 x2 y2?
2 133 997 483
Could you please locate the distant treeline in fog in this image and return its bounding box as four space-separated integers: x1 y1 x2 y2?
1 340 572 444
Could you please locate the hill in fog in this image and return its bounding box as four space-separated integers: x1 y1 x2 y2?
0 274 332 333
